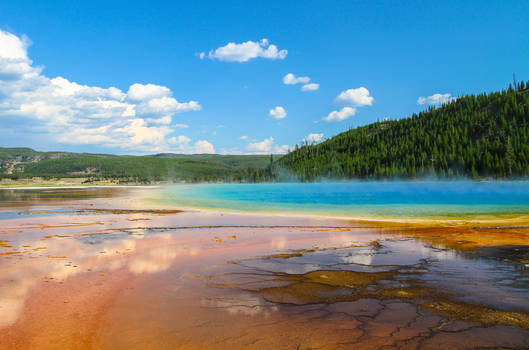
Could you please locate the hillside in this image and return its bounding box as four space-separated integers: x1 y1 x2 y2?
266 83 529 181
0 149 273 183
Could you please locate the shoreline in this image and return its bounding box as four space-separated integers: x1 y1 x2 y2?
0 184 159 190
138 199 529 229
3 184 529 228
3 178 529 189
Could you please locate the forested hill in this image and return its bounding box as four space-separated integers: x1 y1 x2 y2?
269 83 529 181
0 149 273 183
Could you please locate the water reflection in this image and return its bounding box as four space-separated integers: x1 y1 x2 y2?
0 224 199 327
0 188 529 349
0 188 122 208
201 293 278 317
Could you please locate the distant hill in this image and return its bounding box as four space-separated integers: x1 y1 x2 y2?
149 153 275 169
0 148 77 175
264 82 529 181
0 148 274 183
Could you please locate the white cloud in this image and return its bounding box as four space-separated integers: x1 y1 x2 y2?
136 96 201 116
301 83 319 91
0 30 204 153
335 87 374 107
194 140 215 154
246 136 290 154
324 87 372 122
240 135 248 140
323 107 357 122
417 93 454 105
247 137 274 152
0 30 30 59
113 118 169 145
304 133 324 143
202 38 287 62
269 106 287 119
168 136 215 154
127 83 171 101
147 115 171 125
169 135 191 145
0 31 38 82
283 73 310 85
273 144 291 154
283 73 320 91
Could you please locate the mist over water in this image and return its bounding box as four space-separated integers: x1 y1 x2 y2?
155 181 529 219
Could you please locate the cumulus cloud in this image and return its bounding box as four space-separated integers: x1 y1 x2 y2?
304 133 324 143
0 30 30 59
273 144 291 154
168 136 215 154
417 93 454 105
283 73 310 85
247 137 274 152
323 87 372 122
168 135 191 145
335 87 374 107
0 30 206 153
0 31 38 82
135 96 201 117
301 83 319 91
269 106 287 119
194 140 215 153
127 83 170 101
239 135 248 140
246 137 290 154
283 73 320 91
323 107 357 122
201 38 287 62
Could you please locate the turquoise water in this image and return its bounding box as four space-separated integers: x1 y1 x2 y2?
155 181 529 219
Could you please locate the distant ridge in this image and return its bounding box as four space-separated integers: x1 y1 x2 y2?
0 148 273 183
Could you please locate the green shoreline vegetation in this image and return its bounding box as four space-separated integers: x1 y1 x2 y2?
2 82 529 185
0 152 275 185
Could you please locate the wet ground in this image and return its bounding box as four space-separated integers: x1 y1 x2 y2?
0 188 528 349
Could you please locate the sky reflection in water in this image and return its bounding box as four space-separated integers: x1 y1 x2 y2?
0 187 528 349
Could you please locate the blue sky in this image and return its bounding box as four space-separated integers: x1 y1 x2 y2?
0 1 528 155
